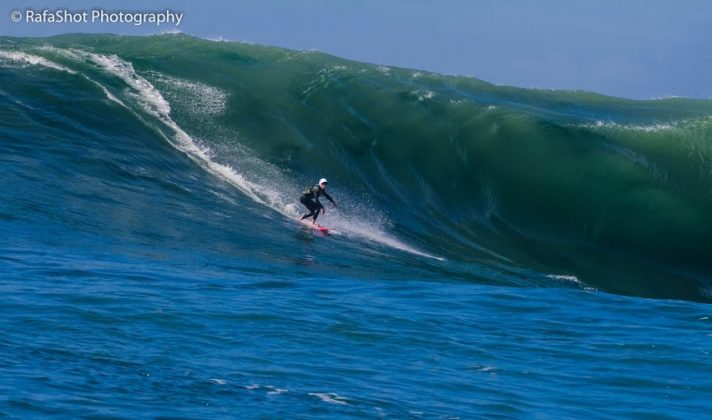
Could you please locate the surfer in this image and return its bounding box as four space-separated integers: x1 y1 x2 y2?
300 178 337 226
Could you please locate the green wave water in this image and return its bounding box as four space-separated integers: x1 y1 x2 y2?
2 33 712 301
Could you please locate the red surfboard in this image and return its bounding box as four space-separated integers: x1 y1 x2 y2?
299 219 330 233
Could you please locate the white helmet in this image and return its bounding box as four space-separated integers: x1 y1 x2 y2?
319 178 328 185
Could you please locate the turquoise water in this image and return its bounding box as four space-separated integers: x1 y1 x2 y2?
1 34 711 417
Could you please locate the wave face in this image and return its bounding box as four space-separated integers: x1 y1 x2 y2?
2 34 712 302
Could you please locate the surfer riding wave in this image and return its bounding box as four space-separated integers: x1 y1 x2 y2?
299 178 337 226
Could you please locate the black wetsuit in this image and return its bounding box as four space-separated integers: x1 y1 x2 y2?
300 185 335 222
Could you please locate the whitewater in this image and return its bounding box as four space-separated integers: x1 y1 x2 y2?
1 34 711 417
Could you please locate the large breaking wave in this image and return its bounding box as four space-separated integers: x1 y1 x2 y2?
2 33 711 301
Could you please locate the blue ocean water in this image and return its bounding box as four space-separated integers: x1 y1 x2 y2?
1 34 712 417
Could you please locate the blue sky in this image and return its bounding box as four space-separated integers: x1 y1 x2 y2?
3 0 711 99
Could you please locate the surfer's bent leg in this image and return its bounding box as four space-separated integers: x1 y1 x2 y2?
312 203 324 222
300 197 319 221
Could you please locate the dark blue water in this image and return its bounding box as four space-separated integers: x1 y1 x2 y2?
2 34 712 417
4 241 712 417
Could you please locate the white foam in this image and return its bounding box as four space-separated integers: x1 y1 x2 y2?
545 274 596 291
586 120 675 132
209 378 227 385
410 90 435 101
309 392 349 406
49 47 439 260
94 83 127 107
328 216 444 260
0 50 75 74
546 274 579 282
2 47 127 108
207 36 231 43
300 66 340 101
476 365 497 373
649 95 684 100
266 386 288 395
81 51 173 118
57 51 270 202
149 72 227 116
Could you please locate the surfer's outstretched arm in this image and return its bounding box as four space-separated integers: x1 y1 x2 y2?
323 191 337 207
